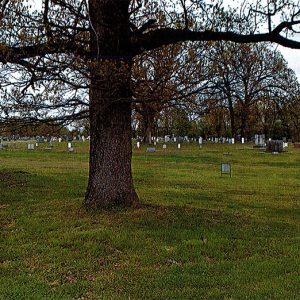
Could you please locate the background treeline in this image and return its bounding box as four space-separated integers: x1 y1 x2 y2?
1 41 299 141
132 41 300 142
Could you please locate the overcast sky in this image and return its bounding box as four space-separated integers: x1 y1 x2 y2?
278 45 300 80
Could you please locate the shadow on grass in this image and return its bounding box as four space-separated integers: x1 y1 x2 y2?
1 168 300 299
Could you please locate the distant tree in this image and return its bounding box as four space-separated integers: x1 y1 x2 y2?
132 42 207 144
201 42 299 138
0 119 70 137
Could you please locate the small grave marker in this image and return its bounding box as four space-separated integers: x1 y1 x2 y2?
137 141 140 149
177 143 181 149
68 142 72 149
221 163 232 177
27 144 34 150
163 144 167 149
146 147 156 153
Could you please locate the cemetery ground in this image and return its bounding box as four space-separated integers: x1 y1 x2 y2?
1 141 300 300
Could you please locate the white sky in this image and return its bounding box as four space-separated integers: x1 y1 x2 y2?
278 45 300 80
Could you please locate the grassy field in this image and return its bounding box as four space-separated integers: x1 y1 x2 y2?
1 141 300 299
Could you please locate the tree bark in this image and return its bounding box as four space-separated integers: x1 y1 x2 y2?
84 0 139 209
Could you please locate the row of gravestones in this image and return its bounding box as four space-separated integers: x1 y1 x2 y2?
26 142 74 152
37 136 89 143
140 135 289 152
255 134 288 152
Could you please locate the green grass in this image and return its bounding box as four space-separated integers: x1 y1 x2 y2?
1 141 300 299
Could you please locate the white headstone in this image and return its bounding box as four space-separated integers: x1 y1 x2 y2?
178 143 181 149
241 137 245 144
137 141 140 149
35 143 39 147
163 144 167 149
231 138 235 144
58 138 62 143
199 137 203 144
68 142 72 149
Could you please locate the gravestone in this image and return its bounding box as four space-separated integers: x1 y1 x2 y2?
163 144 167 149
177 143 181 149
27 144 34 150
199 137 203 144
221 163 232 177
58 138 62 143
137 141 140 149
255 134 265 147
241 137 245 144
68 147 74 153
68 142 72 149
266 140 284 153
146 147 156 153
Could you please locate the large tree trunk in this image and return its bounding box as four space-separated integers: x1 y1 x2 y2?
84 0 139 209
